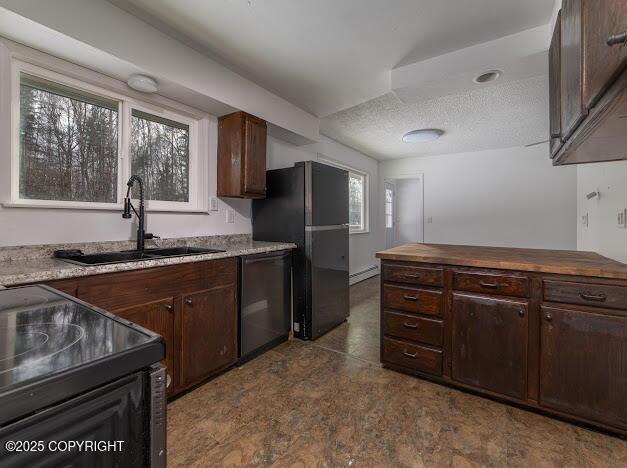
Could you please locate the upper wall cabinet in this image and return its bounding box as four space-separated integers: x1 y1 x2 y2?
551 0 627 165
218 111 267 198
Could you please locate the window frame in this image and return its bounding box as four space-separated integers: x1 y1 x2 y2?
8 59 203 212
318 156 369 235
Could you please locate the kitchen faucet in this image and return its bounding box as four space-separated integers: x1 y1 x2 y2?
122 175 158 251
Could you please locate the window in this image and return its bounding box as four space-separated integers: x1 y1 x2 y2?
349 172 365 232
318 156 369 234
385 188 393 228
19 77 119 203
10 61 204 211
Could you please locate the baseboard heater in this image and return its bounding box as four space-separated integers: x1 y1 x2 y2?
350 265 379 284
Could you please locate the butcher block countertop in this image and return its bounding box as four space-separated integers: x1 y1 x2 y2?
376 244 627 280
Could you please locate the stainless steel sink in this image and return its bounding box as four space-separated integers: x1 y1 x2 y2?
55 246 225 266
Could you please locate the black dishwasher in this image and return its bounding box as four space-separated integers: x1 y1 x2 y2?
239 250 291 362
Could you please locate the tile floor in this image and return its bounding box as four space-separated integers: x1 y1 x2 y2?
167 276 627 467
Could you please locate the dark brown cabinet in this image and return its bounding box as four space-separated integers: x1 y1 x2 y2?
217 111 267 198
550 1 627 164
41 257 239 397
113 298 176 394
539 306 627 430
180 285 237 387
549 11 562 156
451 293 528 400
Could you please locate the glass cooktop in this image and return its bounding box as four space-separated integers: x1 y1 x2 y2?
0 286 160 392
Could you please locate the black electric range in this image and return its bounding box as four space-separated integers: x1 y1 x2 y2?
0 285 166 467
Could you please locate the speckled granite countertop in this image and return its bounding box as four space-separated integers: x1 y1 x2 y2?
0 234 295 286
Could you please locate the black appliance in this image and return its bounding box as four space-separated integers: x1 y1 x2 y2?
252 161 349 340
239 250 292 361
0 285 166 468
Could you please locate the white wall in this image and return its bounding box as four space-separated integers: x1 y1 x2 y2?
380 144 577 250
577 160 627 263
267 135 383 279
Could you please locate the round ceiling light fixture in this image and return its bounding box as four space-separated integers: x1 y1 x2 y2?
402 128 444 143
127 74 158 93
473 70 502 84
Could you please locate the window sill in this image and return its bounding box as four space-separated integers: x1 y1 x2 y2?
2 201 209 214
350 229 370 235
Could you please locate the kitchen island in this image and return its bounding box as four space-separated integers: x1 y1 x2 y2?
377 243 627 435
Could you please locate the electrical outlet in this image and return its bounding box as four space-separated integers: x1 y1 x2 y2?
582 213 588 227
226 208 235 224
209 196 218 211
618 209 627 228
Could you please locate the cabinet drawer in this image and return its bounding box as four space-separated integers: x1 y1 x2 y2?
382 264 443 287
383 337 442 376
544 280 627 310
383 311 443 347
453 271 529 298
383 284 442 317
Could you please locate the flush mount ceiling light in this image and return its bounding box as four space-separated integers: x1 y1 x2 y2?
473 70 502 84
402 128 444 143
127 74 158 93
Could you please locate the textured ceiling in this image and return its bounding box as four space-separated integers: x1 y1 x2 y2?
320 75 549 160
111 0 553 117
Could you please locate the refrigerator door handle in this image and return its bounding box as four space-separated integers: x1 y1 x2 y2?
305 224 349 232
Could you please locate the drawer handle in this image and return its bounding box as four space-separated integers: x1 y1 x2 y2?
185 298 193 305
164 304 173 311
607 30 627 46
403 322 418 329
403 351 417 359
480 281 499 289
404 273 421 278
403 295 418 301
580 292 607 302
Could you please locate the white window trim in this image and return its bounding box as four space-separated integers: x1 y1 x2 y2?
7 59 208 212
318 155 370 234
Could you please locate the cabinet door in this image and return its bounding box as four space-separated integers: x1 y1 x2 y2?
549 11 562 157
242 115 267 197
540 306 627 430
583 0 627 108
452 293 528 399
113 298 176 393
180 285 237 387
561 0 587 139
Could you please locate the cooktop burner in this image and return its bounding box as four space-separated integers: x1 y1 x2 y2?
0 286 156 392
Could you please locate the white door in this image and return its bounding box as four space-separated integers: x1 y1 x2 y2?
396 177 424 244
384 182 396 248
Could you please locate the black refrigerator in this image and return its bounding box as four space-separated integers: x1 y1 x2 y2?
252 161 349 340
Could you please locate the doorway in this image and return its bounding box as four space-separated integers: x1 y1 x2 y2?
384 175 424 248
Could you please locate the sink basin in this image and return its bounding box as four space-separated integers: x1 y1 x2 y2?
55 246 225 266
145 246 225 256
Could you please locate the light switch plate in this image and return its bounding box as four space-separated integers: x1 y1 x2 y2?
209 196 218 211
618 209 627 228
226 208 235 224
582 213 588 227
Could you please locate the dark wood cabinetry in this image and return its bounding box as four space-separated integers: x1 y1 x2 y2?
380 256 627 435
217 111 267 198
549 11 562 156
551 1 627 164
42 258 238 397
180 286 237 387
452 293 528 400
539 306 627 431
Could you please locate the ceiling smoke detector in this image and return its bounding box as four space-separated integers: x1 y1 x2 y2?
127 75 158 93
473 70 502 84
402 129 444 143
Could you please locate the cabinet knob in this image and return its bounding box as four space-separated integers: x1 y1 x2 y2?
185 298 193 305
164 304 173 311
607 30 627 46
545 312 553 322
518 309 525 317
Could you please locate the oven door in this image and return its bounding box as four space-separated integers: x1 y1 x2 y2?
0 365 166 468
